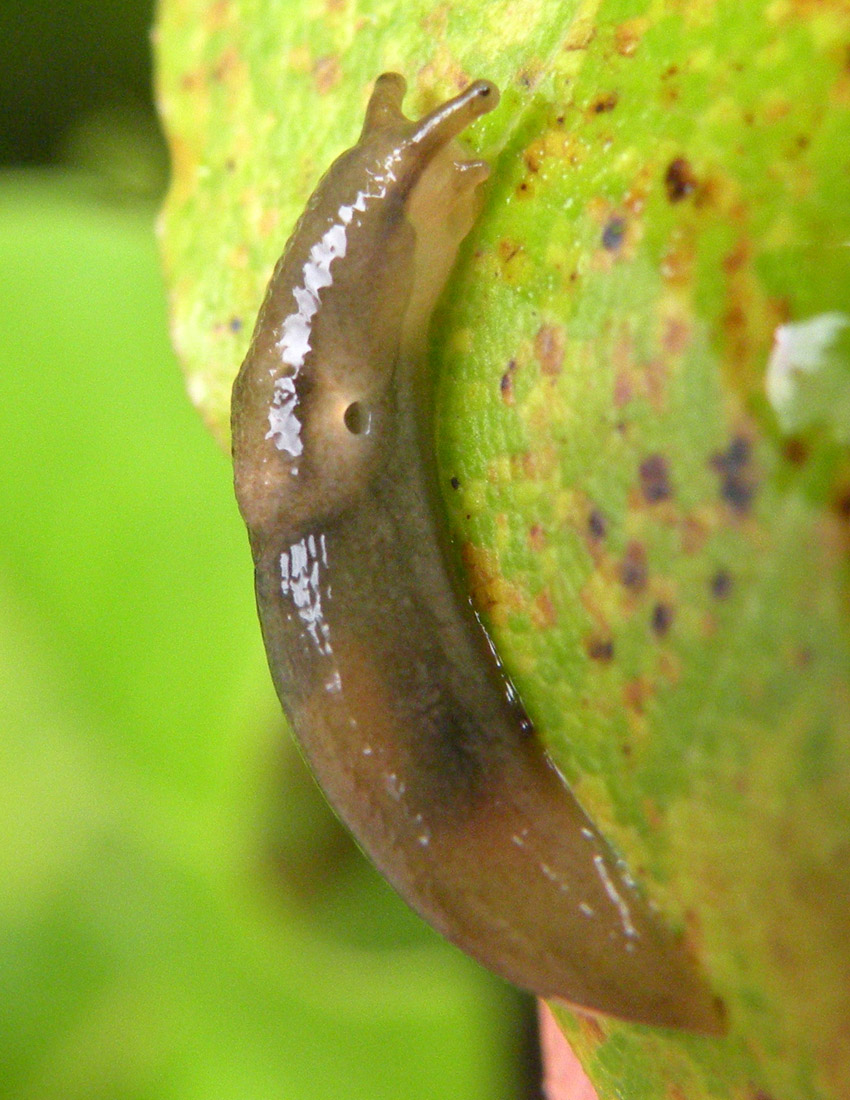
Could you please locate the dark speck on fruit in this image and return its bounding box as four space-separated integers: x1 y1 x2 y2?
639 454 672 502
620 542 648 592
587 637 615 662
665 157 698 202
588 508 607 540
591 92 619 113
782 438 808 465
711 435 757 514
652 602 674 636
602 216 626 251
500 359 517 403
711 569 733 599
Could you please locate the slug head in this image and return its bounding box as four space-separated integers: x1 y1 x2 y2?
232 75 499 547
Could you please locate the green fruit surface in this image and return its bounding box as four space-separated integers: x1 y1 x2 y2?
156 1 850 1096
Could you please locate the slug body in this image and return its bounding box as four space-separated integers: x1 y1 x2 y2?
232 74 721 1032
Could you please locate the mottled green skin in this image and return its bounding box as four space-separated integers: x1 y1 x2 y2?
231 75 720 1031
157 0 850 1096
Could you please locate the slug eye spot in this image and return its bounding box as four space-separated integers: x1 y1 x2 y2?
344 401 371 435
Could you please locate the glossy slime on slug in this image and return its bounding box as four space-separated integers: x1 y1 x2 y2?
231 73 722 1032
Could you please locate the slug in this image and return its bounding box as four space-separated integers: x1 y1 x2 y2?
231 73 722 1033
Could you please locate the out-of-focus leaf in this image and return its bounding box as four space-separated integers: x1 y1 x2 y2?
0 174 526 1100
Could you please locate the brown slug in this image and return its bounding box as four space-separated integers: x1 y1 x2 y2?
231 73 722 1033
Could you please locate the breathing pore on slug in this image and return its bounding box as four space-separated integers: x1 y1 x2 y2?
231 72 723 1034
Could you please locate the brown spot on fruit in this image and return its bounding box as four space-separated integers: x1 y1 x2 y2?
515 445 559 482
588 508 607 540
564 21 596 51
833 487 850 522
639 454 672 502
614 370 634 406
662 316 690 354
623 677 650 714
658 650 681 685
535 324 565 377
533 589 558 629
577 1012 606 1044
620 541 648 592
591 92 619 113
313 55 341 94
500 359 517 404
496 238 529 285
681 512 711 554
602 216 626 251
711 569 733 599
826 483 850 560
180 68 203 92
528 524 546 552
711 435 758 514
581 582 613 637
723 237 749 275
665 157 698 202
211 48 240 84
587 637 615 662
206 0 233 29
791 646 812 669
609 321 672 414
644 357 670 413
782 437 809 465
701 612 718 638
523 148 541 174
660 229 696 286
461 543 524 624
614 17 649 57
652 602 674 636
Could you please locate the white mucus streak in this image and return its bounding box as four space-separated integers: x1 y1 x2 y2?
266 221 347 458
540 862 569 893
384 772 406 801
265 154 401 462
593 854 638 940
279 534 332 655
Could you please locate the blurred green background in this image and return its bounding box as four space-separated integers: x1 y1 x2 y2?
0 3 534 1097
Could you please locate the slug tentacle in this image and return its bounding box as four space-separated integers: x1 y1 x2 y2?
408 79 498 155
360 72 408 134
231 74 723 1034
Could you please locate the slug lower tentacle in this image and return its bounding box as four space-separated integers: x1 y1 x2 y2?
231 73 722 1033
